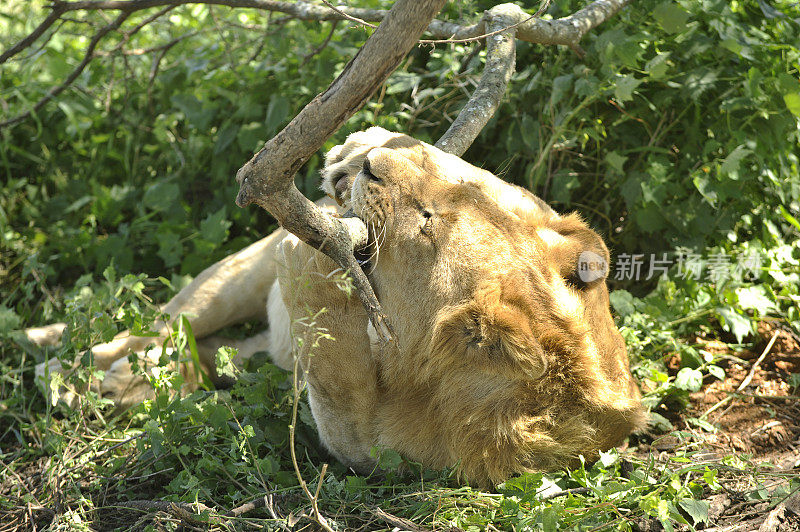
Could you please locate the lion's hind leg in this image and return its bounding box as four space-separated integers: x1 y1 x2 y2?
24 323 68 346
99 329 272 410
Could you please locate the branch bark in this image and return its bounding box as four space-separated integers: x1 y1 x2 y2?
234 0 447 342
435 5 518 156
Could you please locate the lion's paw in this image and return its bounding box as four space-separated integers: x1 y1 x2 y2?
277 235 354 313
99 349 165 409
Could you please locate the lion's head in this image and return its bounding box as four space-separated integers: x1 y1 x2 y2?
322 128 643 482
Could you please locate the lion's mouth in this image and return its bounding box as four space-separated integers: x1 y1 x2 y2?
343 208 376 271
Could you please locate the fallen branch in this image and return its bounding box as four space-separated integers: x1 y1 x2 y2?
372 507 432 532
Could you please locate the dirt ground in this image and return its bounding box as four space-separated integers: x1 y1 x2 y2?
636 321 800 531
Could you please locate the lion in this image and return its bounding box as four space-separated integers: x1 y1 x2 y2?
26 127 644 485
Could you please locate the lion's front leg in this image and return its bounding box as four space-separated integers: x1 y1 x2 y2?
277 235 379 472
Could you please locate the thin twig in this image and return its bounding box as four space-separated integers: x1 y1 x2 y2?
319 0 376 29
300 20 338 67
288 315 334 532
0 10 131 129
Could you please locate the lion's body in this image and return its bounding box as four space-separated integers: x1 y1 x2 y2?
30 127 644 485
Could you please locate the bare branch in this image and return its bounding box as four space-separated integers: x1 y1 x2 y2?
0 6 66 65
0 11 131 129
435 0 629 155
234 0 447 342
515 0 632 47
436 5 518 156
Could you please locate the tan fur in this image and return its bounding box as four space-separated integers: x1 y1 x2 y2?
281 128 644 484
29 127 643 485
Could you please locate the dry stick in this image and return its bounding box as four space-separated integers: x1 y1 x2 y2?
234 0 447 344
372 507 432 532
702 330 781 419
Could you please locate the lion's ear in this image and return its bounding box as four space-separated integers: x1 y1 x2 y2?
547 214 610 290
430 275 547 380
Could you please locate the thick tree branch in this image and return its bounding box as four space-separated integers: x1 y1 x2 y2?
234 0 447 342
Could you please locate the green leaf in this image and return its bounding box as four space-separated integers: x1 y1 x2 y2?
679 498 709 526
610 290 636 318
265 97 289 136
171 93 217 130
784 93 800 118
181 315 213 390
736 285 775 315
674 367 703 392
520 115 539 150
614 75 642 102
199 207 231 245
0 305 21 334
605 151 628 174
779 205 800 231
214 123 240 155
237 122 264 152
215 346 238 379
499 472 543 502
620 174 642 208
156 230 182 268
708 365 725 380
635 204 666 233
549 74 574 108
653 2 690 33
143 181 180 213
646 53 671 79
719 145 752 178
693 175 718 206
716 307 753 343
345 476 367 493
649 412 674 432
371 447 403 470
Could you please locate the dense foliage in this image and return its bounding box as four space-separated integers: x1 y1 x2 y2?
1 0 799 529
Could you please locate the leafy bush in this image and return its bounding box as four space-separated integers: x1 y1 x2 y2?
1 0 799 529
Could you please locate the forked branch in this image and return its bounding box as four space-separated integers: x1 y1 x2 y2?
1 0 632 341
234 0 630 341
233 0 448 342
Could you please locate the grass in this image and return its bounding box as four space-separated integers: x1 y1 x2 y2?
2 269 799 531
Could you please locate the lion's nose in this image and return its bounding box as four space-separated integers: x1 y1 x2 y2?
362 159 382 182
